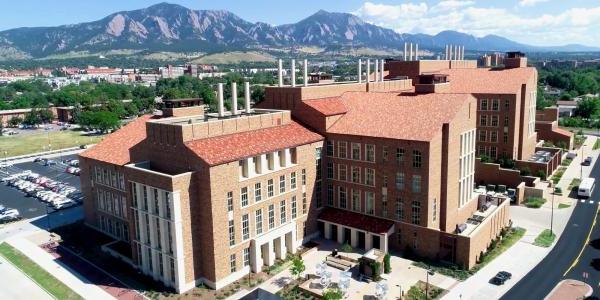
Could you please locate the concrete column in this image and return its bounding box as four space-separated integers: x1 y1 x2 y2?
291 59 296 87
231 82 238 115
264 241 275 267
337 226 344 244
415 44 419 61
380 59 385 81
275 236 287 260
366 59 371 83
217 83 224 117
324 222 332 239
382 233 389 253
374 59 379 82
287 230 297 254
278 59 283 87
250 240 263 273
350 229 358 248
244 82 251 114
365 233 373 251
358 59 362 83
303 59 308 87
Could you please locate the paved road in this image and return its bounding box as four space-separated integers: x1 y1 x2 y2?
503 159 600 299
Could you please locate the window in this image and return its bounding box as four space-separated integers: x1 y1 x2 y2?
326 140 334 156
227 191 233 212
366 144 375 162
131 183 137 208
338 141 347 159
253 182 262 202
279 175 286 193
412 175 421 193
490 131 498 143
338 164 347 181
396 172 405 190
479 145 486 156
365 169 375 186
479 130 487 142
243 248 250 267
504 99 510 110
301 169 306 185
352 166 361 183
302 192 307 214
351 143 361 160
142 186 148 211
228 220 235 246
278 150 286 168
280 200 287 224
411 200 421 225
383 175 388 188
291 196 297 219
267 153 274 170
352 190 360 212
503 132 509 143
164 192 171 220
479 115 487 126
396 148 405 165
480 99 488 110
327 185 334 206
490 146 497 158
396 197 404 220
254 156 262 174
167 222 173 254
383 146 388 162
327 162 334 179
504 116 509 126
241 187 248 207
365 192 374 215
491 115 498 127
339 187 347 209
492 99 499 111
382 195 388 217
230 254 236 273
268 204 275 229
291 172 297 189
255 209 263 235
412 150 422 168
153 189 159 215
268 179 274 197
242 214 250 240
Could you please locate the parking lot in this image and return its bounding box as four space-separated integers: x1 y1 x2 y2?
0 154 82 220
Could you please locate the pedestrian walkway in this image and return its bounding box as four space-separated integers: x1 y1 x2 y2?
6 237 115 300
0 255 53 300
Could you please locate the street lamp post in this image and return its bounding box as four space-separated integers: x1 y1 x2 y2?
426 266 434 300
551 186 555 234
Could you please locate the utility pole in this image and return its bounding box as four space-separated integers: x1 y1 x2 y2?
551 186 555 234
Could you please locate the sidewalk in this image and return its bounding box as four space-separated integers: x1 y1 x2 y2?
443 135 599 300
0 255 53 300
6 237 115 300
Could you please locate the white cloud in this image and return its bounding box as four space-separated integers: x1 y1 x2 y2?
353 1 600 46
518 0 549 7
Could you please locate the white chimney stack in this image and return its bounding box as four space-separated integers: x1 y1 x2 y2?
231 82 238 115
303 59 308 87
455 45 459 60
445 45 448 60
358 59 362 83
409 43 413 61
366 59 371 83
404 43 408 61
291 59 296 87
462 46 465 60
415 44 419 61
374 59 379 82
217 83 225 117
380 59 385 81
278 59 283 87
244 82 251 114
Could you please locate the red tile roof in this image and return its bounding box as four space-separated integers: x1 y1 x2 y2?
438 67 537 94
321 92 472 141
303 97 348 116
185 121 323 166
79 115 153 165
318 207 395 234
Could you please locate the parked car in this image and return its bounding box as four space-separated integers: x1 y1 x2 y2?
566 151 578 160
490 271 512 285
0 209 20 222
582 156 593 166
44 160 57 166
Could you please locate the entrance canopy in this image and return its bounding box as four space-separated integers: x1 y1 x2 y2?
318 208 395 235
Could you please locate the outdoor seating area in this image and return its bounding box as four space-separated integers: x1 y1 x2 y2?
324 249 357 271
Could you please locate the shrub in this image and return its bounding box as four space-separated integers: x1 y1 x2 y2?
340 242 353 253
384 253 391 274
322 288 343 300
524 197 546 208
535 169 547 180
520 167 532 176
290 256 306 280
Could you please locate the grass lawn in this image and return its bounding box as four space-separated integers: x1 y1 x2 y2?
561 158 573 167
569 178 582 192
0 130 104 157
534 229 557 247
0 243 83 300
595 139 600 150
551 167 567 184
524 197 546 208
558 203 571 209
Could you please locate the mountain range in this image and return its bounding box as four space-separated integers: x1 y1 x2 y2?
0 2 597 60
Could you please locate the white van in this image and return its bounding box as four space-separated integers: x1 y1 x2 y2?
578 178 596 198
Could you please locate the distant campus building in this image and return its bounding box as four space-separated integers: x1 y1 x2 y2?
79 49 573 293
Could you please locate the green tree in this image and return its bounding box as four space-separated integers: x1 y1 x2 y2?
8 117 22 127
23 110 41 126
322 288 343 300
93 111 120 133
37 109 54 123
575 98 600 118
290 256 306 280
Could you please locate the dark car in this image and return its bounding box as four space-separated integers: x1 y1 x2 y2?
582 156 593 166
490 271 512 285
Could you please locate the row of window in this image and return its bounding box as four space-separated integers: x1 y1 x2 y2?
239 148 298 178
96 189 127 219
326 163 377 187
327 141 423 168
229 194 306 246
134 210 175 255
135 242 176 285
479 115 510 127
132 183 173 221
99 215 130 241
229 170 305 211
229 247 251 273
479 99 509 111
94 166 125 191
478 145 499 158
479 130 509 144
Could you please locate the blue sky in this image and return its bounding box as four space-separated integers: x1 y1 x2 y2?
1 0 599 46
